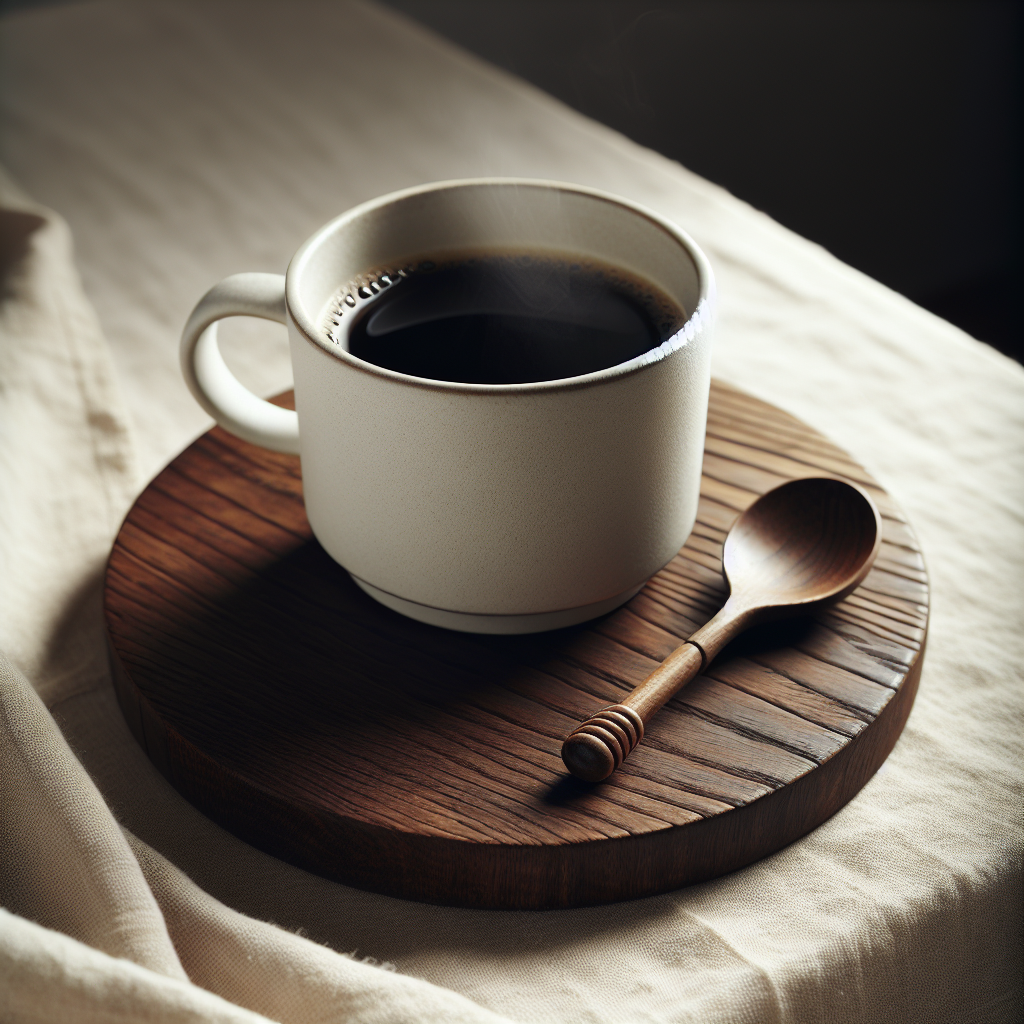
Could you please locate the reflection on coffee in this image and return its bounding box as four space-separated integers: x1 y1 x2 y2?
322 252 686 384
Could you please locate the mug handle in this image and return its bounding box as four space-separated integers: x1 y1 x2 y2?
179 272 301 454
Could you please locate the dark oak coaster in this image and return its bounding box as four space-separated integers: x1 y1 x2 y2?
105 381 927 909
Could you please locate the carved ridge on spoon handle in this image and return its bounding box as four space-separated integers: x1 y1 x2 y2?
561 704 646 782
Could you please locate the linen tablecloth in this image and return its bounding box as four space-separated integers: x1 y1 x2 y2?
1 2 1021 1021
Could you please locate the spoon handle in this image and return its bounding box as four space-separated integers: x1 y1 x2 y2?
561 604 749 782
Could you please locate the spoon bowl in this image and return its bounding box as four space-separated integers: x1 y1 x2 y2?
724 476 882 613
562 476 882 782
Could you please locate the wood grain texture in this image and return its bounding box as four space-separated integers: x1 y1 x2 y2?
104 381 927 908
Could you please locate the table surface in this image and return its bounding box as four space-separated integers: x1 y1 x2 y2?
1 2 1021 1022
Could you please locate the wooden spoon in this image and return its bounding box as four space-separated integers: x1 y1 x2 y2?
561 476 882 782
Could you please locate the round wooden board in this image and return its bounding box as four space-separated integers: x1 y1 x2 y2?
105 381 928 909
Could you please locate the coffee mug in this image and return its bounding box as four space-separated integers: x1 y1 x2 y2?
180 179 715 633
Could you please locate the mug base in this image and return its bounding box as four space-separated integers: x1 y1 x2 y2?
349 576 646 634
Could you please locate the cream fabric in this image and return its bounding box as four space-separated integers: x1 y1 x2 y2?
0 2 1021 1022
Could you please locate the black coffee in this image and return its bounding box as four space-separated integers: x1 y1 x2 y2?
322 252 685 385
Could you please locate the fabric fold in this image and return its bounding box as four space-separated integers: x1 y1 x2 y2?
126 832 511 1024
0 907 275 1024
0 648 185 979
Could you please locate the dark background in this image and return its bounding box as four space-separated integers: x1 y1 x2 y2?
3 0 1021 360
384 0 1022 362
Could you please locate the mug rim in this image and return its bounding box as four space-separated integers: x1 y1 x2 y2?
286 177 715 394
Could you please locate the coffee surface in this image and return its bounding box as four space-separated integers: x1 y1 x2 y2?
323 253 685 384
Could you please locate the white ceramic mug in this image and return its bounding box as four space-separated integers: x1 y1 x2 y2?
180 179 715 633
